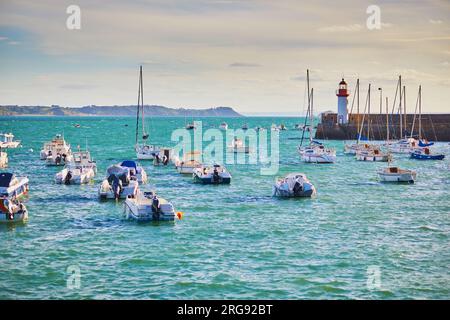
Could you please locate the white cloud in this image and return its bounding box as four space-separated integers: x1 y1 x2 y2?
0 36 8 41
429 19 443 24
318 24 363 33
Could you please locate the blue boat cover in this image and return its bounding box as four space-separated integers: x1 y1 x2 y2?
120 160 137 170
0 172 13 188
311 140 323 145
419 140 434 147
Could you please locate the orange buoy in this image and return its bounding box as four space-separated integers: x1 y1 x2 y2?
176 211 184 220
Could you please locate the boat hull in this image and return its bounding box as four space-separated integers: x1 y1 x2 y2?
378 172 416 183
124 198 175 222
410 153 445 160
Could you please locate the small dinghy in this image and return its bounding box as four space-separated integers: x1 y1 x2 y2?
410 148 445 160
0 172 29 199
0 133 21 148
174 151 202 174
40 134 72 161
273 173 316 198
124 191 176 222
98 165 139 200
377 166 416 183
0 197 28 223
356 148 392 162
193 164 231 184
0 149 8 168
55 164 95 185
227 138 251 154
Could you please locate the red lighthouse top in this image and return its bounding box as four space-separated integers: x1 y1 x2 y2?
336 78 349 97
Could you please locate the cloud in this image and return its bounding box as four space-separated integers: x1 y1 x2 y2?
0 36 8 41
7 41 20 45
429 19 443 24
229 62 262 67
317 24 363 33
60 84 97 90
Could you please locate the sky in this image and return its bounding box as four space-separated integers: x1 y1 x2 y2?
0 0 449 114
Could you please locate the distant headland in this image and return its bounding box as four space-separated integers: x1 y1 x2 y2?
0 105 243 117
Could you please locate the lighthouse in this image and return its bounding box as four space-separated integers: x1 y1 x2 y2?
336 78 349 124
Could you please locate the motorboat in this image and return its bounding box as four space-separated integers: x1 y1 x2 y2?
153 147 172 166
377 166 416 183
174 151 202 174
219 122 228 130
279 124 288 131
0 197 28 223
241 123 249 131
272 173 316 198
193 164 231 184
410 148 445 160
98 165 139 200
55 164 95 185
118 160 148 184
227 138 251 154
299 141 336 163
135 66 160 160
40 134 73 165
46 151 73 166
356 148 392 162
271 124 280 131
124 191 176 222
0 133 20 148
0 149 7 168
71 150 97 174
185 122 196 130
0 172 29 199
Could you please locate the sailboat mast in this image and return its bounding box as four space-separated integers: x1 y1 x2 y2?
135 66 142 146
310 88 314 144
367 84 371 141
356 79 360 138
399 75 403 139
403 85 407 137
419 85 422 141
386 97 389 142
140 66 146 137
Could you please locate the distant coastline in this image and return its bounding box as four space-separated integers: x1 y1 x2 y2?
0 105 243 117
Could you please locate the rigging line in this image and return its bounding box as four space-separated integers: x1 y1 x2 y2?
410 86 420 139
357 84 370 143
135 66 142 146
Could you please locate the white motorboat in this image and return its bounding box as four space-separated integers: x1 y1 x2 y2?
273 173 316 198
98 165 139 200
0 197 28 223
377 166 416 183
299 142 337 163
55 164 95 185
46 151 73 166
185 123 196 130
0 133 21 148
227 138 251 154
297 70 336 164
241 123 249 131
219 122 228 130
193 164 231 184
124 191 176 222
153 147 172 166
0 149 7 168
135 66 160 160
0 172 29 199
271 124 280 131
40 134 73 165
71 150 97 174
174 151 202 174
356 148 392 162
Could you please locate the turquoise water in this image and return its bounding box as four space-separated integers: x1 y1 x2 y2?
0 116 449 299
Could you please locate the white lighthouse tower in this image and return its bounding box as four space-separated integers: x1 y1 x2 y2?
336 78 349 124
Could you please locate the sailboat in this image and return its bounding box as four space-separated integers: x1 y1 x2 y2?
377 96 416 183
135 66 160 160
298 70 336 163
410 85 445 160
355 84 391 162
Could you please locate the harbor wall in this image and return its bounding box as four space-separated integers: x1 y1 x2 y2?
315 113 450 141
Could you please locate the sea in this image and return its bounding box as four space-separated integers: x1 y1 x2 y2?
0 116 449 299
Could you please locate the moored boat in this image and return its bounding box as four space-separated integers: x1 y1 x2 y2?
377 166 416 183
98 165 139 200
174 151 202 174
0 197 28 223
356 148 392 162
0 172 29 199
55 164 95 185
410 148 445 160
219 122 228 130
227 138 251 154
273 173 316 198
0 133 21 148
193 164 231 184
124 191 175 222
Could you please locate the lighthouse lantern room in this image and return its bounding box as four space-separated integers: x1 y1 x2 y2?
336 78 349 124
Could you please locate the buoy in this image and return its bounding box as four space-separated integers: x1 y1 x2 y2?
176 211 183 220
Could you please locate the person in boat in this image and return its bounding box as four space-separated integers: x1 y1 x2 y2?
152 195 161 220
212 167 220 183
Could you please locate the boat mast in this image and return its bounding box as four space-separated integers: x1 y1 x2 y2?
310 88 314 144
419 85 422 141
299 69 310 147
356 79 360 140
399 75 403 139
135 66 142 146
403 85 407 137
386 96 389 142
367 84 371 141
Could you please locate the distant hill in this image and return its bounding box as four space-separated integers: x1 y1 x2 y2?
0 105 243 117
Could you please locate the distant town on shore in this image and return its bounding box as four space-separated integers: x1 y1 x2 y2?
0 105 243 117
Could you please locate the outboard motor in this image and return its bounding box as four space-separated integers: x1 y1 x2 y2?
111 175 122 200
64 170 73 185
55 154 61 165
293 181 303 195
152 196 161 221
212 169 220 184
62 154 67 163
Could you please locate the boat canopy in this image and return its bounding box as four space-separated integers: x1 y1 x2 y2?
0 172 14 187
120 160 137 170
